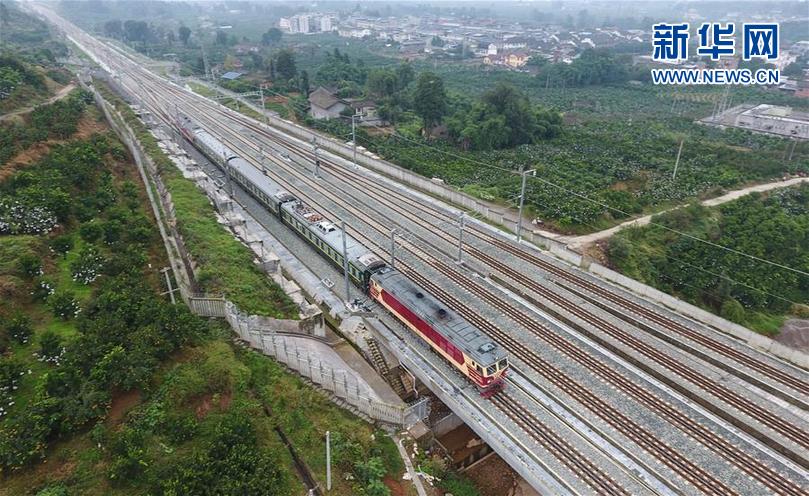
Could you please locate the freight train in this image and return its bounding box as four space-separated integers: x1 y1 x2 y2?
177 115 509 395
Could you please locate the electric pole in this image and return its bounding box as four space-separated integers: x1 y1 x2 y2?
341 220 351 306
313 137 320 178
516 168 535 242
390 228 397 268
673 139 684 180
259 83 268 124
326 431 332 492
457 212 465 263
351 110 361 168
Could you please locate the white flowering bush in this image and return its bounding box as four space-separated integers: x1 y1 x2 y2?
47 290 80 320
70 245 105 285
0 358 25 418
0 199 58 235
5 314 32 345
31 277 56 302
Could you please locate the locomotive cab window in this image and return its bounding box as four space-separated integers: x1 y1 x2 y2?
486 365 496 376
498 359 508 369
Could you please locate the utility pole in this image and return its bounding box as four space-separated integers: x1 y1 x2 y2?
259 83 268 124
351 110 361 168
389 228 397 268
223 144 233 198
313 137 320 178
457 213 465 263
516 168 535 243
326 430 332 491
200 41 211 81
673 139 684 180
259 145 268 175
341 220 351 306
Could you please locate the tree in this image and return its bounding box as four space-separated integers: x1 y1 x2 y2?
50 234 74 257
366 68 397 98
6 313 31 344
299 70 310 95
215 30 228 46
413 71 447 133
274 49 297 82
103 19 123 39
17 253 42 278
394 62 414 90
447 83 561 150
0 66 21 99
178 25 191 46
430 35 445 47
122 20 149 45
0 1 9 27
261 27 282 46
48 290 79 320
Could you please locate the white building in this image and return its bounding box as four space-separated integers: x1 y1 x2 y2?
298 15 311 34
320 16 333 33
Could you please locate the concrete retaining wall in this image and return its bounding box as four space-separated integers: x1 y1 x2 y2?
588 262 809 369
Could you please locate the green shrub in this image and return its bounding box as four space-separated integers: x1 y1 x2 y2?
720 298 746 324
38 330 62 361
6 312 31 344
50 234 74 256
17 253 42 278
47 289 79 320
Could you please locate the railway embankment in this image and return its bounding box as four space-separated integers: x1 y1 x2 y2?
86 74 423 431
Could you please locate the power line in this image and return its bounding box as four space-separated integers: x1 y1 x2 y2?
353 122 809 279
199 78 809 279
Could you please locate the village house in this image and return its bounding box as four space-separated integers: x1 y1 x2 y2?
308 86 348 120
484 49 531 68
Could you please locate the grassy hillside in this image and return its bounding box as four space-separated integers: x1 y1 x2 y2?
0 2 71 114
1 81 405 495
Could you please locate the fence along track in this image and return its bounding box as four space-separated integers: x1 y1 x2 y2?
94 86 428 429
183 106 736 496
219 110 799 496
104 65 799 494
233 107 809 398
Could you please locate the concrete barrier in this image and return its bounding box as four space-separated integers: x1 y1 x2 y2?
587 262 808 369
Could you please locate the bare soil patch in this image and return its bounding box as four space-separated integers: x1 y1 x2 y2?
106 389 142 426
464 454 521 496
776 319 809 353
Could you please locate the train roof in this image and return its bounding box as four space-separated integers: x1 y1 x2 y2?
372 268 506 366
227 156 294 203
195 129 237 161
280 200 385 271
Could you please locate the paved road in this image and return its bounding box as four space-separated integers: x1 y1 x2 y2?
566 176 809 247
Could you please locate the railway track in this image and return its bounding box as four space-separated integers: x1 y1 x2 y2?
63 29 809 494
258 119 809 403
490 392 632 496
171 101 768 495
216 110 809 463
173 97 646 496
196 104 808 494
219 107 809 405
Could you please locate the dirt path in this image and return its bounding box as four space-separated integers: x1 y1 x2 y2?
0 111 108 182
565 176 809 248
0 83 76 122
